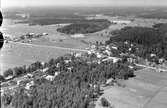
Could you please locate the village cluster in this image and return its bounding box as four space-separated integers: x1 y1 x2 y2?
1 39 167 95
4 32 48 43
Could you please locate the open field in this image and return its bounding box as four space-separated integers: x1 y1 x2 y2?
1 19 109 73
1 7 167 108
96 68 167 108
0 43 72 73
1 15 167 74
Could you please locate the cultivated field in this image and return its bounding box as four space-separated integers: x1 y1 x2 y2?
96 68 167 108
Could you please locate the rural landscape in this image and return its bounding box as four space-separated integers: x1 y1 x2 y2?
1 1 167 108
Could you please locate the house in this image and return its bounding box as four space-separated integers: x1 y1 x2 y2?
29 33 35 36
17 80 21 85
45 75 55 81
124 41 129 45
106 45 111 50
150 53 156 57
112 20 131 24
131 44 134 47
87 51 92 55
128 65 134 69
26 73 33 78
129 48 132 51
91 45 96 49
25 81 34 90
28 39 32 43
109 43 118 50
42 67 49 73
120 53 129 56
5 75 13 80
105 78 114 86
96 52 103 58
64 59 71 64
97 60 101 64
98 46 106 51
26 33 34 38
89 84 98 88
13 38 20 42
127 57 136 63
75 53 82 58
41 62 45 66
42 33 48 36
104 50 112 56
111 46 118 50
159 58 165 64
67 67 73 72
90 49 96 54
55 72 60 76
102 57 121 63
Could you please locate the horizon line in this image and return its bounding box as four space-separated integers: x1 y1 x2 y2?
2 4 167 9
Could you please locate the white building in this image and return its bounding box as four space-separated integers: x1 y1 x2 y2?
96 52 103 58
159 58 165 64
56 63 60 68
104 50 112 56
45 75 55 81
129 48 132 51
102 57 121 63
26 73 33 78
106 78 114 85
112 20 131 24
25 81 34 90
111 46 118 50
124 41 129 45
42 33 48 35
75 53 82 58
106 45 111 50
17 80 21 85
42 67 49 73
5 76 13 80
150 53 156 57
91 45 96 49
128 65 134 69
71 34 85 38
87 51 92 55
64 59 72 64
67 67 73 72
55 72 60 76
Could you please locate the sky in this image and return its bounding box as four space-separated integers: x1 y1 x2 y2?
1 0 167 8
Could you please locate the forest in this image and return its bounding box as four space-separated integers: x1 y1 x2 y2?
106 23 167 61
57 19 111 34
1 53 134 108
